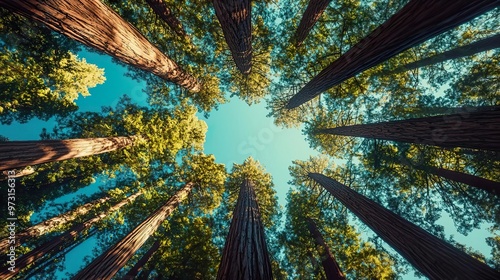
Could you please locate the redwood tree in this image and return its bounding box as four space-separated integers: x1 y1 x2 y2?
286 0 499 108
216 179 273 280
294 0 331 46
309 172 500 279
0 0 201 91
123 240 161 279
145 0 187 38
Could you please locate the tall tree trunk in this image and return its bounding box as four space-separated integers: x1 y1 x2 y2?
213 0 252 75
0 191 142 279
308 173 500 279
0 135 142 171
316 106 500 151
294 0 331 47
123 240 161 279
216 179 273 280
73 182 195 280
286 0 499 108
0 195 111 253
307 250 327 280
145 0 187 38
306 218 345 280
0 0 201 92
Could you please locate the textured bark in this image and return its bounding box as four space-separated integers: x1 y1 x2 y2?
73 183 195 280
295 0 331 46
306 218 345 280
0 192 142 279
216 179 273 280
0 195 111 253
123 240 160 279
309 173 500 280
286 0 499 108
316 106 500 151
0 135 141 171
145 0 187 37
0 0 201 92
213 0 252 75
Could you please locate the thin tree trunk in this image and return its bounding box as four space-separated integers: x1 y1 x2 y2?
213 0 252 75
286 0 499 108
316 106 500 151
294 0 331 47
0 195 111 253
0 0 201 92
0 191 142 279
73 182 195 280
216 179 273 280
306 218 345 280
123 240 160 279
1 167 35 180
307 250 326 280
308 173 500 279
0 135 142 171
145 0 187 38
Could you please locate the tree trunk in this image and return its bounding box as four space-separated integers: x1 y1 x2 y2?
216 179 273 280
0 191 142 279
1 167 35 180
307 250 326 280
73 182 195 280
123 240 160 279
0 195 111 253
286 0 499 108
306 218 345 280
145 0 187 38
294 0 331 47
213 0 252 75
0 0 201 92
316 106 500 151
308 172 500 280
0 135 142 171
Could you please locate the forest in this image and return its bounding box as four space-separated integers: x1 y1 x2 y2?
0 0 499 279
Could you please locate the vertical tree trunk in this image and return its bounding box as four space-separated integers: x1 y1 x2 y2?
0 191 142 279
123 240 161 279
294 0 331 46
308 172 500 279
216 179 273 280
306 218 345 280
286 0 499 108
307 250 327 280
316 106 500 151
73 182 195 280
145 0 187 38
213 0 252 75
0 135 142 171
0 0 201 92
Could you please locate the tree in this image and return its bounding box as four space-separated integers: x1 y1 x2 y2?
0 0 201 92
294 0 331 46
286 0 499 108
144 0 187 38
123 240 160 279
309 172 500 279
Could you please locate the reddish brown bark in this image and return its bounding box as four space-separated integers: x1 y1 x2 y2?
287 0 498 108
0 0 201 92
295 0 331 46
145 0 187 37
216 179 273 280
0 135 141 171
123 240 160 279
213 0 252 75
316 106 500 151
309 173 500 279
73 182 195 280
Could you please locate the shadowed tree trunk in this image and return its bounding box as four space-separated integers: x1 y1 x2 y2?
216 179 273 280
0 191 142 279
308 173 500 279
307 250 327 280
145 0 187 38
306 218 345 280
0 0 201 92
213 0 252 75
73 182 195 280
0 135 142 171
294 0 331 46
286 0 499 108
123 240 161 280
316 106 500 151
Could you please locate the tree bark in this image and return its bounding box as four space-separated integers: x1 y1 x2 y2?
308 172 500 280
73 182 195 280
0 191 142 279
213 0 252 75
294 0 331 47
145 0 187 38
306 218 345 280
123 240 160 279
216 179 273 280
316 106 500 151
286 0 499 108
0 135 142 171
0 0 201 92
